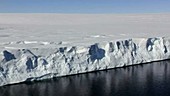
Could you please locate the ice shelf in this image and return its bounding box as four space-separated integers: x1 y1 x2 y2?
0 14 170 86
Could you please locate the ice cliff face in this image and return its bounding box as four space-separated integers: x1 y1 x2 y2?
0 37 170 86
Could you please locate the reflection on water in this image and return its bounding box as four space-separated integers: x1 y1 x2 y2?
1 60 170 96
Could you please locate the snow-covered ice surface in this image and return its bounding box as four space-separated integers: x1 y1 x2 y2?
0 13 170 86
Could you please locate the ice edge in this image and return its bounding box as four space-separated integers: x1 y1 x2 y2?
0 37 170 86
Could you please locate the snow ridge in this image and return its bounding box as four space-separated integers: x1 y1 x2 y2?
0 37 170 86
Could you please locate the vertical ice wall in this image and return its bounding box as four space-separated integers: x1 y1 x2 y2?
0 37 170 86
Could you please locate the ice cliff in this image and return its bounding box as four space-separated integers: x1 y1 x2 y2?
0 37 170 86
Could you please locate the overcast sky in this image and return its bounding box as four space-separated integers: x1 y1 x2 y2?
0 0 170 13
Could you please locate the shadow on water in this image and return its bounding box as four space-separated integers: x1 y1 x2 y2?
1 60 170 96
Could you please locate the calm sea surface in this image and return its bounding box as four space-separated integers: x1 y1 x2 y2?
1 60 170 96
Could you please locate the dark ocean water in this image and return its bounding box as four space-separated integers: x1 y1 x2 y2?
1 60 170 96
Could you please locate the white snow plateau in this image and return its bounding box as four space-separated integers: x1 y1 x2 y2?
0 14 170 86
